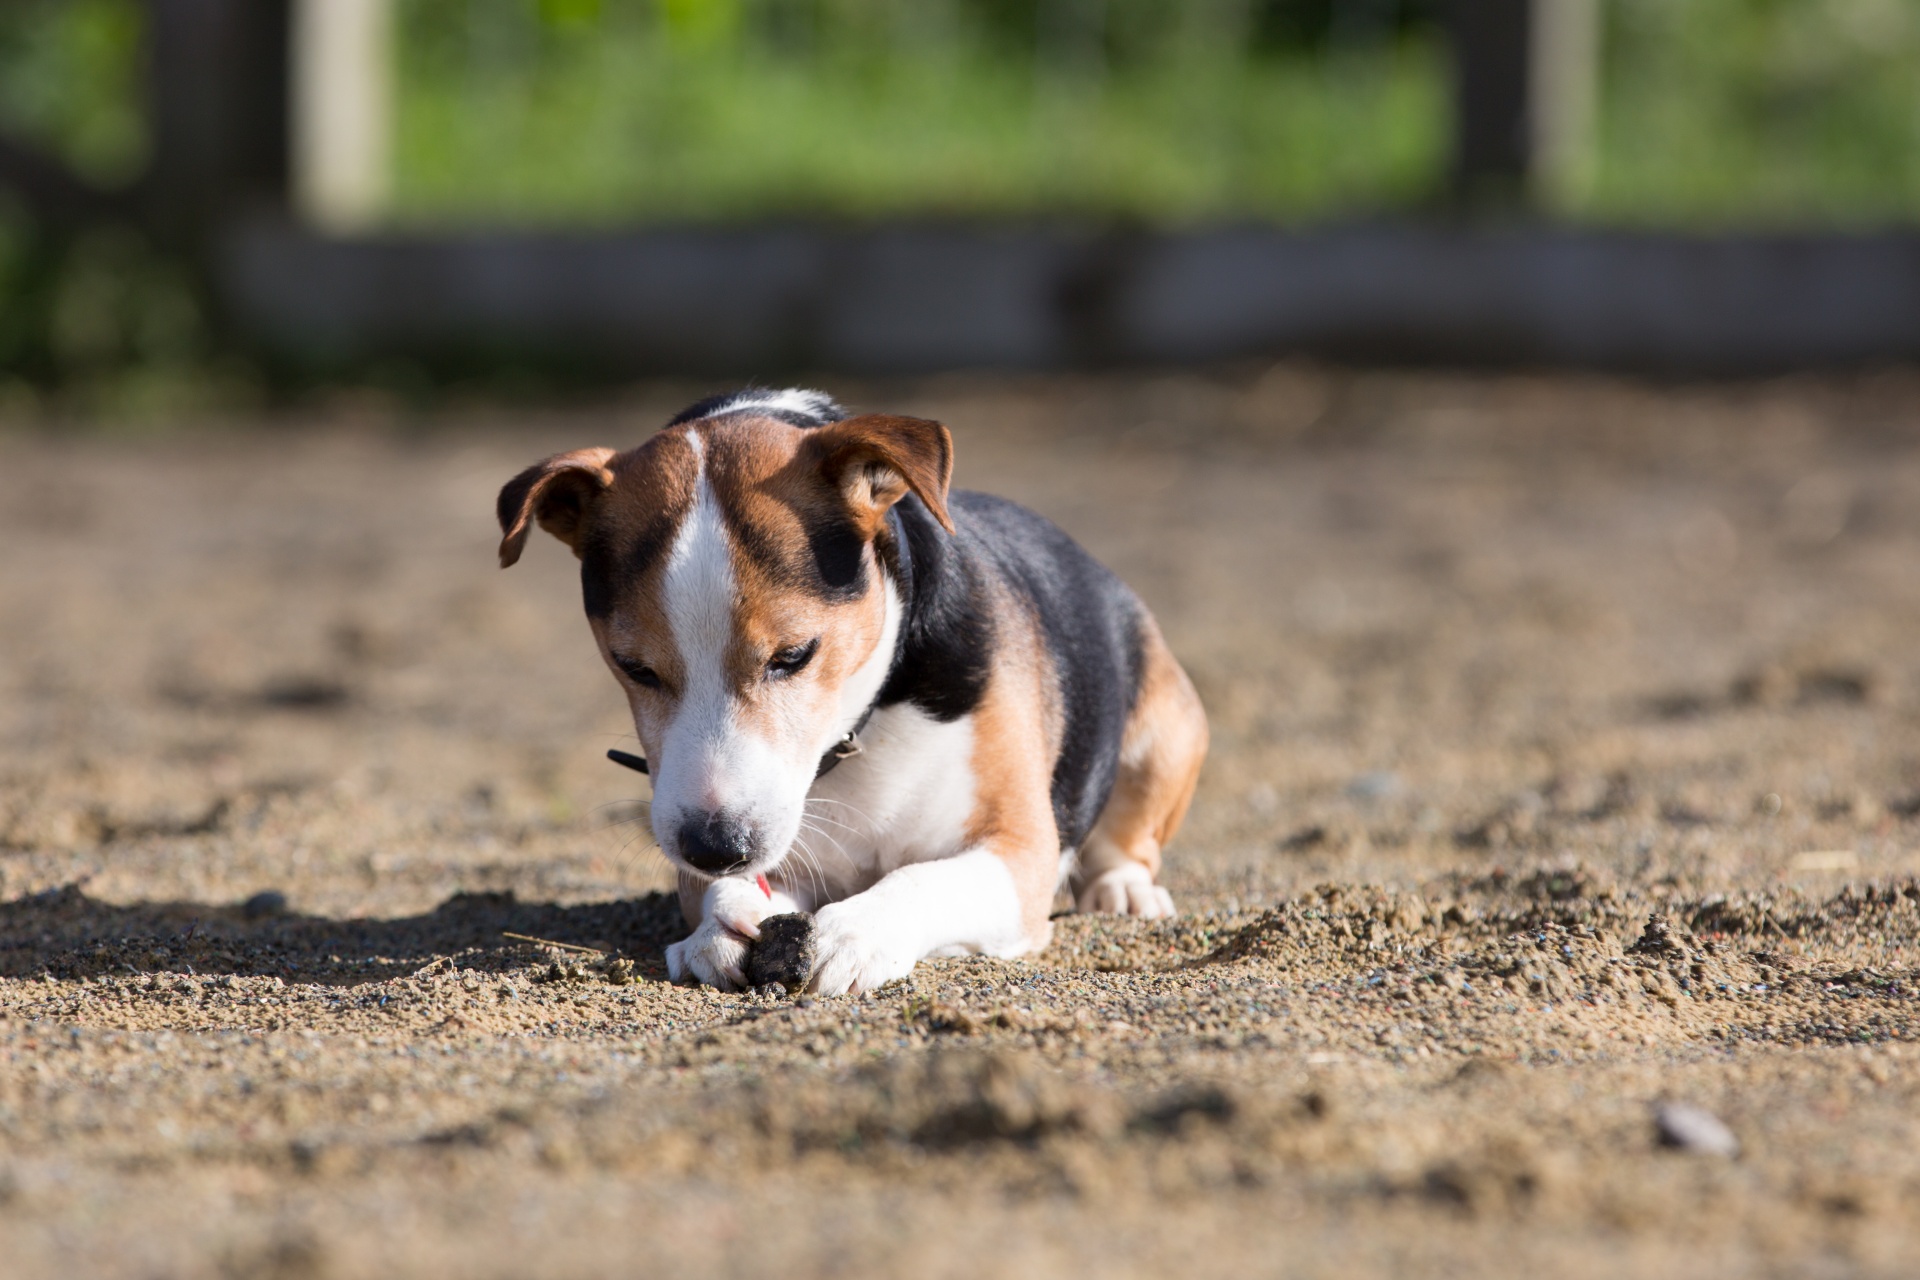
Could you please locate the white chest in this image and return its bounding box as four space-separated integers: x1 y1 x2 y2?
791 702 980 901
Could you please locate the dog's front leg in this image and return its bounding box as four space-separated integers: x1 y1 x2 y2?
807 847 1042 997
665 874 808 991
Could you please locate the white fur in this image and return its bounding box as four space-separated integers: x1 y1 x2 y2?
669 684 1044 994
664 875 806 988
809 848 1028 996
825 576 900 756
1076 861 1175 919
691 388 841 426
798 700 978 891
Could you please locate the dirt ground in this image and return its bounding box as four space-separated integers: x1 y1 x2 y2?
4 367 1920 1279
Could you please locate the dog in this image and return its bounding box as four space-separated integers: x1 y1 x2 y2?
497 389 1207 995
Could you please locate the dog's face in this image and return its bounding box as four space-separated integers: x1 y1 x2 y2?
498 412 953 880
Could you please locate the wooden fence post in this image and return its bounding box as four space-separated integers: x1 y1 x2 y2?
291 0 393 232
143 0 292 246
1444 0 1600 209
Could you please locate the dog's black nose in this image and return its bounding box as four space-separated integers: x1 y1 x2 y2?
675 811 758 874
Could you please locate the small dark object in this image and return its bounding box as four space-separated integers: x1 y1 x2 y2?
257 677 351 710
610 725 866 782
746 913 817 992
607 748 649 775
241 890 288 920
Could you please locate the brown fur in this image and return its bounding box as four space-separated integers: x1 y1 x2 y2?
1075 613 1209 892
962 582 1069 949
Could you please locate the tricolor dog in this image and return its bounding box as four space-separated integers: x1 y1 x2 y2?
497 390 1207 995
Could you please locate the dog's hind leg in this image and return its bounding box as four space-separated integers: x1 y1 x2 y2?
1074 615 1208 919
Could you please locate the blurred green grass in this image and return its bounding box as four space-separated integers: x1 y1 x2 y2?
1 0 1918 230
1592 0 1920 228
393 1 1446 225
393 0 1920 229
0 0 145 188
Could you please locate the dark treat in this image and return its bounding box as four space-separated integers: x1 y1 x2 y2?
745 913 817 992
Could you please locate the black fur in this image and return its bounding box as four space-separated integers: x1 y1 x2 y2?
879 491 1147 851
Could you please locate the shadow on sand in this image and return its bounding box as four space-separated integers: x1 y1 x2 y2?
0 884 688 986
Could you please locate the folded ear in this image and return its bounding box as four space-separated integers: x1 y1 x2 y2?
496 447 619 567
809 413 955 536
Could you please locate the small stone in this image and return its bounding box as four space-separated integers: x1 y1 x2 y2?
1346 771 1403 802
241 890 288 921
745 913 816 992
1655 1102 1740 1157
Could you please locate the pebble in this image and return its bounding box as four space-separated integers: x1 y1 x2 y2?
1655 1102 1740 1157
241 891 289 921
1346 772 1403 802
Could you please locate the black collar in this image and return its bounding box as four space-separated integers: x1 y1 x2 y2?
606 699 874 781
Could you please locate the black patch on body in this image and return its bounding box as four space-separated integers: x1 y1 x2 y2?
876 499 996 723
880 492 1147 850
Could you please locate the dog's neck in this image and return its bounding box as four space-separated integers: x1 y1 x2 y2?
874 496 993 725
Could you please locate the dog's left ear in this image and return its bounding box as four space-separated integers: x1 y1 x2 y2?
809 414 955 535
496 447 619 567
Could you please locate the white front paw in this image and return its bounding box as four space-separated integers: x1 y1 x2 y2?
808 902 916 997
1076 864 1175 919
666 878 778 991
665 919 752 990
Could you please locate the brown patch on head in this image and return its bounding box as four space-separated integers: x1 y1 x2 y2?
690 414 911 752
576 431 702 619
498 430 701 687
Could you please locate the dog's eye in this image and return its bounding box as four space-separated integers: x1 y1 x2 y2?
765 639 818 680
616 658 662 690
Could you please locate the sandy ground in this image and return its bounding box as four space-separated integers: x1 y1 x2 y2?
3 368 1920 1278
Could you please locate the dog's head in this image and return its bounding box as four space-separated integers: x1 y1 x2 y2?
497 393 953 881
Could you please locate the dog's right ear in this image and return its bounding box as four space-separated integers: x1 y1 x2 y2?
496 447 619 567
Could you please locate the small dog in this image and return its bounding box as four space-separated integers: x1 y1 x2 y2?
497 389 1207 994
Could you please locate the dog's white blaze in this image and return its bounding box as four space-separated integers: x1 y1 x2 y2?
653 435 808 859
